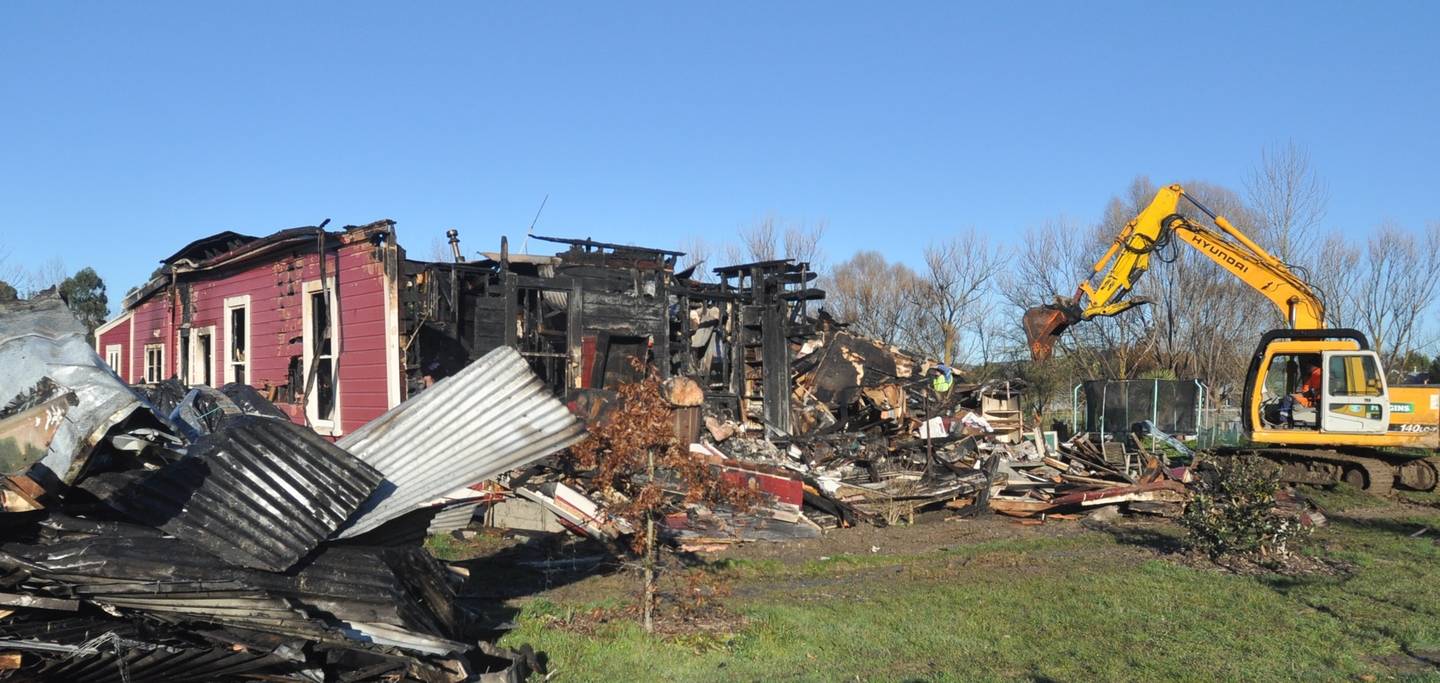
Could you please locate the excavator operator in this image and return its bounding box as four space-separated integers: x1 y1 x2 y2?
1280 355 1323 427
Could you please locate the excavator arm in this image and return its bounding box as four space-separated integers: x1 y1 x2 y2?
1023 183 1325 359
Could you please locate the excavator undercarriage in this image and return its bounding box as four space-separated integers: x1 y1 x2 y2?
1214 448 1440 495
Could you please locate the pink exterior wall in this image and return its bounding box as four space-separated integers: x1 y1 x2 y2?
95 315 132 380
131 297 169 383
332 242 393 434
120 234 396 437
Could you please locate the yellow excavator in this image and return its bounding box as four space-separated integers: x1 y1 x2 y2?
1023 183 1439 493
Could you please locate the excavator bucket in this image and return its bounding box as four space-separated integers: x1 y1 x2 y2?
1022 304 1080 361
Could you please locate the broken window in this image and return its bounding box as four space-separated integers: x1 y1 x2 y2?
143 344 165 383
225 297 250 385
304 283 338 428
195 330 213 386
177 331 190 382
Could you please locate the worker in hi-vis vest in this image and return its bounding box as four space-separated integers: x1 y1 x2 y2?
930 362 954 395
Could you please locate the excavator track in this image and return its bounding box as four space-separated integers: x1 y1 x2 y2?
1212 447 1424 496
1399 456 1440 492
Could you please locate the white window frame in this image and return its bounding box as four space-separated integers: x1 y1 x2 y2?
143 343 166 384
223 295 252 384
104 344 123 376
302 278 341 435
188 325 217 387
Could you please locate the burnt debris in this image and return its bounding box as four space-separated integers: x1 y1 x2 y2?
2 297 574 682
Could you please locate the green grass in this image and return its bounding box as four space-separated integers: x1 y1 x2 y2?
423 531 509 561
499 492 1440 682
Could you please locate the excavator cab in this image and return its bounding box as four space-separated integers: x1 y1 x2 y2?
1244 330 1405 446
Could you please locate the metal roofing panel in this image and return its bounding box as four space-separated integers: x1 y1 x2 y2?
31 640 289 683
335 346 585 538
109 415 385 571
0 618 293 683
2 531 466 654
0 296 147 487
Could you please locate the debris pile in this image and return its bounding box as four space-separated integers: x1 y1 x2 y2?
499 320 1195 548
988 423 1192 520
1 296 581 681
486 329 1033 548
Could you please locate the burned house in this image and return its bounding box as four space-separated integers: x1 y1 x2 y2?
96 221 404 436
404 235 682 396
405 237 826 434
95 223 826 438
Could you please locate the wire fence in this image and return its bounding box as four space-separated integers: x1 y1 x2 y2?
1193 406 1245 449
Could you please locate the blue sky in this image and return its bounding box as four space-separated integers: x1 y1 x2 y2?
2 1 1437 316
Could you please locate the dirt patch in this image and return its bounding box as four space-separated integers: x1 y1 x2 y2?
706 509 1087 566
524 567 747 642
531 600 746 639
1369 650 1440 675
1169 548 1352 577
485 511 1105 615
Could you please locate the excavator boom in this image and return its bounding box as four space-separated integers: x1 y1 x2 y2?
1023 183 1325 359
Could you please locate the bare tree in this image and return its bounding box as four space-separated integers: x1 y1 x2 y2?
1355 221 1440 369
17 257 68 297
783 219 827 274
720 242 746 267
1002 215 1094 313
1309 231 1362 328
428 236 452 263
1245 140 1328 268
0 244 20 297
824 250 921 347
738 216 778 262
1152 180 1272 398
906 230 1008 365
736 216 827 272
675 235 714 281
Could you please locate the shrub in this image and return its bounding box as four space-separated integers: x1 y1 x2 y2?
1180 456 1301 561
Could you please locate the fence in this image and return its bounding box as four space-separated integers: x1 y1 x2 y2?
1071 379 1205 437
1193 406 1245 449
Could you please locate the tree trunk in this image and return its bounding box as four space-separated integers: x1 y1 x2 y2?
643 448 656 634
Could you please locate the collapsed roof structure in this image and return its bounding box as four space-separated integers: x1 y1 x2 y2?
2 295 575 681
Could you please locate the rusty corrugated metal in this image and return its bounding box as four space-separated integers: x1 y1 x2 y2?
108 414 385 572
336 346 585 538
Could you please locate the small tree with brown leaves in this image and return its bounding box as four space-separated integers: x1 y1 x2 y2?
565 371 753 632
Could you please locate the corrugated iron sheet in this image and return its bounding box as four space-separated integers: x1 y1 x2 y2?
0 530 466 655
0 296 146 488
36 647 286 683
428 501 480 535
0 618 292 683
109 415 384 572
336 346 585 538
336 501 481 548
